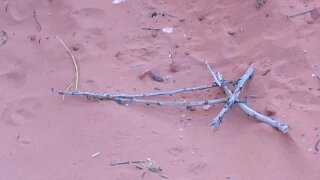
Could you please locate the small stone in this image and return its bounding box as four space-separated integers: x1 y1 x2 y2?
265 105 277 116
91 152 101 158
312 74 316 77
180 114 186 118
303 49 308 53
162 27 173 34
169 61 179 72
202 105 211 110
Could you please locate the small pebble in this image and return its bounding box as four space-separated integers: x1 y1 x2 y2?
91 152 101 158
203 105 211 110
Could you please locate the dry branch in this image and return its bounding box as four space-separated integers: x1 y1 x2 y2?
113 97 228 107
205 61 253 128
52 59 289 133
33 10 41 32
51 88 228 108
287 7 320 18
110 160 146 166
205 61 289 133
52 82 237 99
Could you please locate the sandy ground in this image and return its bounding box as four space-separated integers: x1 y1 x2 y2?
1 0 320 179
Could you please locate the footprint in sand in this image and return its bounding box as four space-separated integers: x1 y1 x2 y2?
7 0 38 21
167 145 188 157
188 161 208 175
1 97 42 127
0 69 27 89
70 8 104 17
70 8 105 28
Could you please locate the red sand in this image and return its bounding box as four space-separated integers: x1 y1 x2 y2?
1 0 320 179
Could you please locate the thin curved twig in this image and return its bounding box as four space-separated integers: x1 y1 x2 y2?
56 36 79 90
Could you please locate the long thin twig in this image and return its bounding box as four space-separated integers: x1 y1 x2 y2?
56 36 79 90
141 27 161 31
113 97 228 107
287 7 320 18
51 88 229 107
110 160 146 166
205 60 289 133
51 81 237 100
33 10 42 32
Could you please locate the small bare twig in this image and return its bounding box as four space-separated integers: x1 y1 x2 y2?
315 139 320 152
33 10 42 32
110 160 146 166
287 7 320 18
205 59 221 86
141 27 161 31
56 36 79 91
0 31 8 47
111 158 168 179
62 81 73 100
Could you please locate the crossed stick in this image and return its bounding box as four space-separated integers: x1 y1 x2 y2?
52 60 289 133
204 60 288 133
